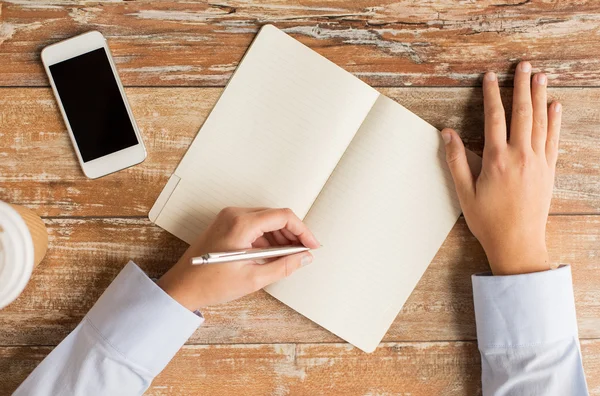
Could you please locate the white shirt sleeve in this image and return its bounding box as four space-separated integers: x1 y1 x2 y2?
472 265 589 396
14 261 203 396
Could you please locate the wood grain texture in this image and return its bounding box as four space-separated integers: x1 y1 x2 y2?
0 215 598 346
2 340 600 395
9 204 49 267
2 87 600 217
2 2 600 393
2 1 600 87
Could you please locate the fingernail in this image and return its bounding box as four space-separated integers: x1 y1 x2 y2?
485 72 496 82
442 131 452 144
301 254 313 267
554 102 562 112
537 74 547 85
520 62 531 72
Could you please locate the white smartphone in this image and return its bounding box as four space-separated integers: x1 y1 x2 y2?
41 31 146 179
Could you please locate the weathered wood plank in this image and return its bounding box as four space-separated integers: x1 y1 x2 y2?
0 343 481 396
0 215 598 346
1 87 599 216
2 1 600 87
2 340 600 395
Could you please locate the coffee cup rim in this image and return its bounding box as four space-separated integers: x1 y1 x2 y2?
0 201 35 310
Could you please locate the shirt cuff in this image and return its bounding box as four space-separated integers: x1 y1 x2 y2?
86 261 203 376
472 265 578 348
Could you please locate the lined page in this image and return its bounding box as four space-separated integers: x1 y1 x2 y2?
153 25 379 243
266 95 467 352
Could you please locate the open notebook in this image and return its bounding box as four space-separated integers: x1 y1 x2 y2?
150 24 479 353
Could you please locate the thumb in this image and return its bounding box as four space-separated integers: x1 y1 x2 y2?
253 252 313 287
441 128 474 204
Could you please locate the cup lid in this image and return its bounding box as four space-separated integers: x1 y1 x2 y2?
0 201 34 310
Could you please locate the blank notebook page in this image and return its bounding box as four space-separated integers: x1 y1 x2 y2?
265 95 463 352
153 25 379 243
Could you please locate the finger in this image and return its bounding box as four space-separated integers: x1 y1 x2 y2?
531 73 548 153
253 252 313 287
263 232 278 247
246 208 320 249
442 128 475 205
223 207 268 216
546 101 562 168
242 207 269 213
509 61 533 148
483 71 507 151
279 227 299 243
272 229 291 245
251 236 271 248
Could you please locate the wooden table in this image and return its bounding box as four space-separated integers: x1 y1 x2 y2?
1 1 599 394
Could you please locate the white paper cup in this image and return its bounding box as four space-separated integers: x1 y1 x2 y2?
0 201 35 310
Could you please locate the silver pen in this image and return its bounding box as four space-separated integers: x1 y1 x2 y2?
191 245 311 265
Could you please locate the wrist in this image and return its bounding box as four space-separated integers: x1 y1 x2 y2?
157 264 203 312
484 241 551 275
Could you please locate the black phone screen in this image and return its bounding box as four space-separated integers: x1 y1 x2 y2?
49 48 139 162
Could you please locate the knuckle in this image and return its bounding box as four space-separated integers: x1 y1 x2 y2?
492 159 507 173
546 137 558 149
283 257 291 278
446 152 462 165
279 207 294 217
219 206 236 218
229 214 245 231
486 154 507 173
445 145 465 166
517 151 531 168
487 110 505 125
284 256 301 277
513 103 532 118
486 146 503 160
278 256 296 279
533 116 547 129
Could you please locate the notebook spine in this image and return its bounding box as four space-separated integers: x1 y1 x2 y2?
148 174 181 223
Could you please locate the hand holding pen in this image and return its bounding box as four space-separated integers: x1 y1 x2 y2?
157 207 320 311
